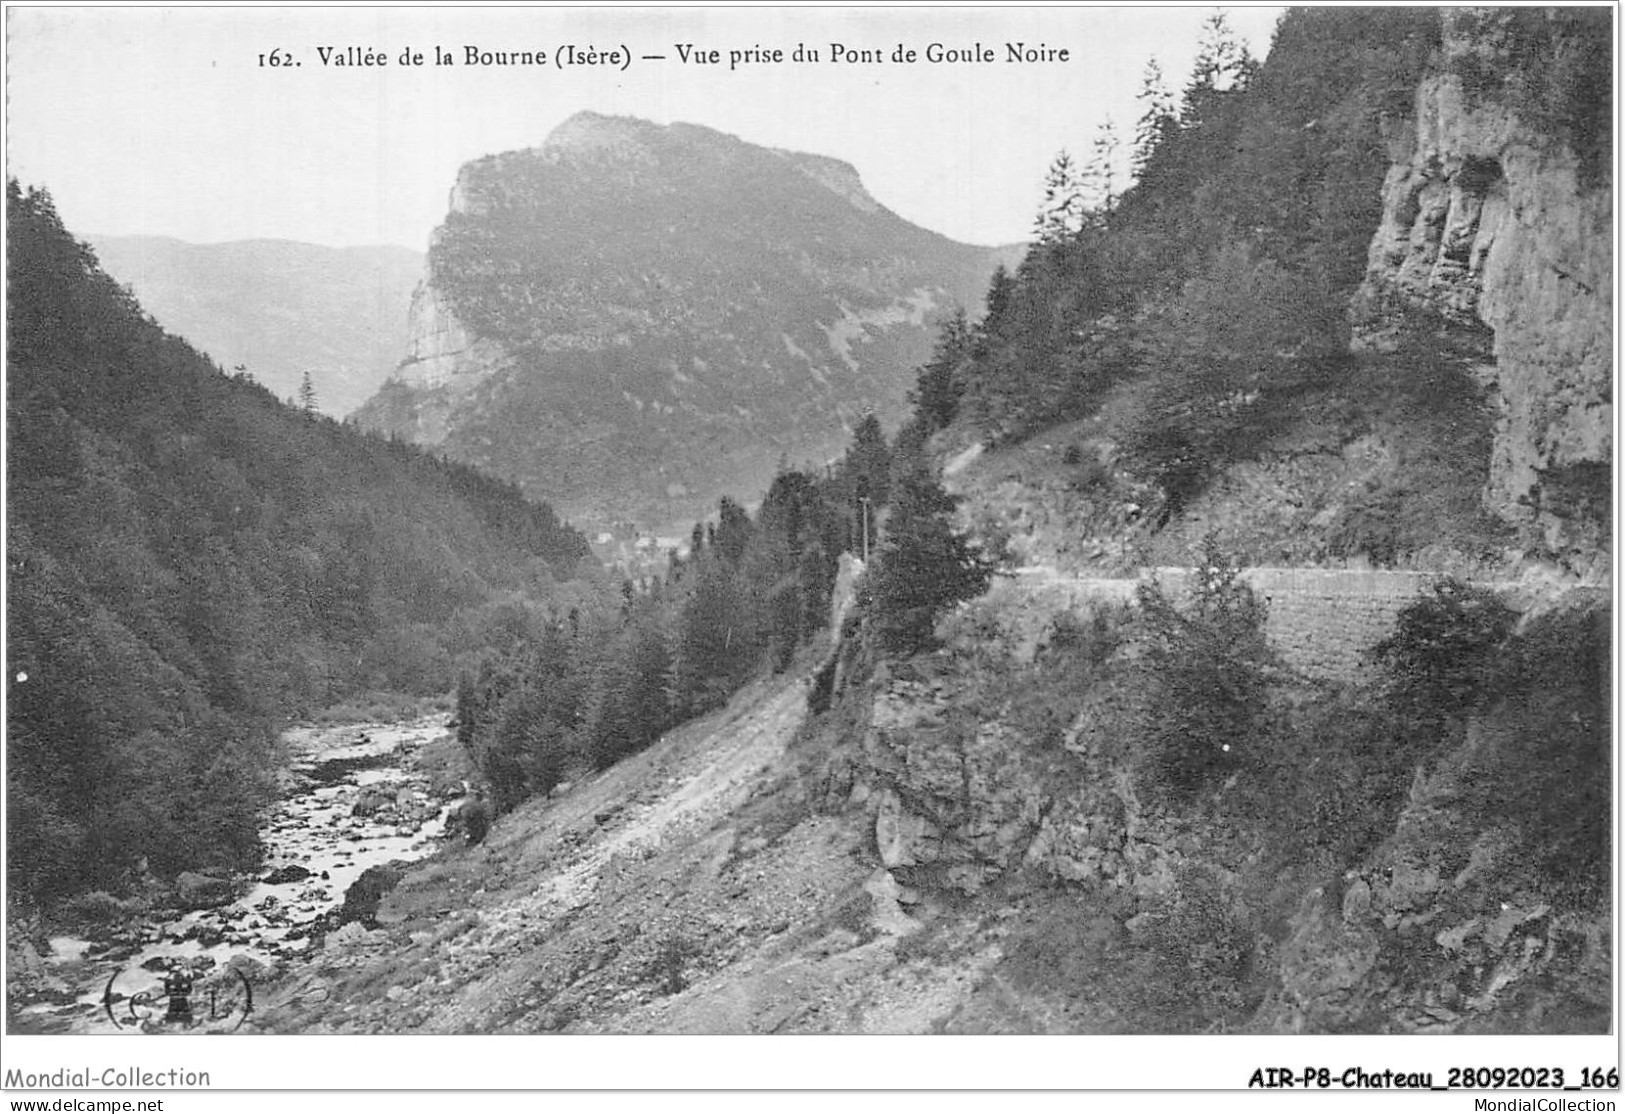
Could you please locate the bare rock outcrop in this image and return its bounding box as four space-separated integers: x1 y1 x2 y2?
853 664 1046 894
1353 12 1610 574
394 279 511 397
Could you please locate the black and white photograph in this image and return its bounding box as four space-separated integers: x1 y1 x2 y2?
2 1 1615 1100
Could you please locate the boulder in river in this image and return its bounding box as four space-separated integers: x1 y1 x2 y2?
263 864 313 886
351 785 397 818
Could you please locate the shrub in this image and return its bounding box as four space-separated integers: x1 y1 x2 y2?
1369 577 1517 724
1322 486 1410 568
1245 690 1408 871
458 797 490 845
61 890 130 925
1005 870 1260 1032
1461 598 1609 901
1136 863 1260 1022
1132 538 1277 802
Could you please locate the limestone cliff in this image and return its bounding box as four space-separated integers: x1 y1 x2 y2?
1353 10 1611 575
385 281 511 446
355 111 1006 536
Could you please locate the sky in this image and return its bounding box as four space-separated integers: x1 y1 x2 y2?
6 5 1286 250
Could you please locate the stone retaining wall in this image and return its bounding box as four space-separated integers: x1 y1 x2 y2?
1056 567 1528 683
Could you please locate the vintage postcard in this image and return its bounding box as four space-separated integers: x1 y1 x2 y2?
3 3 1614 1104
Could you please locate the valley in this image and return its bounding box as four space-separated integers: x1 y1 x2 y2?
11 714 468 1035
5 5 1612 1054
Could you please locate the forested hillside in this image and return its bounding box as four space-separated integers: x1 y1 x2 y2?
7 182 589 907
453 413 948 814
932 8 1438 446
918 8 1608 570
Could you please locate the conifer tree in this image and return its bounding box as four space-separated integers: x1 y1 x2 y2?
1033 150 1086 243
1133 59 1178 178
844 413 892 510
668 554 753 715
1181 11 1257 127
713 496 753 566
911 308 974 432
585 596 672 770
974 264 1017 362
864 456 993 654
1081 118 1123 222
1134 536 1275 800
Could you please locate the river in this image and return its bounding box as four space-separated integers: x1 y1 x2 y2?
11 715 467 1035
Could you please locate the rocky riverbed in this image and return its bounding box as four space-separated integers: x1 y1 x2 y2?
9 715 468 1034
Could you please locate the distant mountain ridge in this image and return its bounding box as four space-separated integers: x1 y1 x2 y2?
88 235 422 417
353 112 1012 535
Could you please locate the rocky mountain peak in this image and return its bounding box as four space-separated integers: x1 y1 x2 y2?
357 117 1007 536
541 110 665 161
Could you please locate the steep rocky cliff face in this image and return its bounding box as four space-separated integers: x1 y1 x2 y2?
807 563 1610 1033
354 112 1009 536
1353 10 1611 576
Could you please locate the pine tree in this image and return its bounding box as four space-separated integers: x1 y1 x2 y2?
298 370 318 415
1033 150 1086 243
1081 119 1123 224
584 597 672 770
911 308 974 432
1134 536 1275 800
1181 11 1257 127
844 413 892 509
668 554 754 715
1133 59 1179 180
974 264 1016 361
713 496 753 566
864 457 993 654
